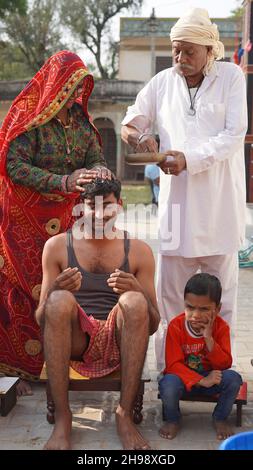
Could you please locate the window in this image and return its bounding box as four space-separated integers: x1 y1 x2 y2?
156 56 172 73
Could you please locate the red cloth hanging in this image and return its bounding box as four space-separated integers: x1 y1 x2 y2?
233 48 239 65
244 39 252 52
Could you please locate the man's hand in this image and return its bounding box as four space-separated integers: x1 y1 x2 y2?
135 135 158 154
50 267 82 293
126 130 158 153
159 151 186 176
107 269 142 294
198 370 222 388
67 168 98 192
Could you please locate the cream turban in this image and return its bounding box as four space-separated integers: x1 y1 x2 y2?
170 8 225 61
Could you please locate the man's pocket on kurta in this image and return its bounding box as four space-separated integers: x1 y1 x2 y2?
197 103 226 136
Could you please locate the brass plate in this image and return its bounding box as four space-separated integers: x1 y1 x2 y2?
125 152 167 165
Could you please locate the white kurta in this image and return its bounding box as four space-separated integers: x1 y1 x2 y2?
122 62 248 257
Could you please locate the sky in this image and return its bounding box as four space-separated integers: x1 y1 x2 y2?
141 0 240 18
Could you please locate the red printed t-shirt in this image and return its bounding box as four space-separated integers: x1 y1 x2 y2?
164 313 232 391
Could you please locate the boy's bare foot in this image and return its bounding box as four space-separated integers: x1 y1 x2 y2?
44 410 72 450
116 407 150 450
213 420 234 440
159 422 180 440
16 380 33 397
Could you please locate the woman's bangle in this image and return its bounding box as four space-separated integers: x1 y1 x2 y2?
61 175 69 193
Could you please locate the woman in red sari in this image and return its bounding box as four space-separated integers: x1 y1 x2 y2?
0 50 110 393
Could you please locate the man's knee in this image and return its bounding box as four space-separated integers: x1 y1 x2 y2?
119 291 148 324
44 290 77 323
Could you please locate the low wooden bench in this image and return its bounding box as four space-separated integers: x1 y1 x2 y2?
40 364 150 425
0 377 19 416
159 381 247 427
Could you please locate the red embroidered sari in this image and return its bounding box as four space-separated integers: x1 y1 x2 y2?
0 51 100 380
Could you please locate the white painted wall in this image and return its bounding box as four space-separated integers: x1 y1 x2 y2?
119 49 173 82
119 50 151 82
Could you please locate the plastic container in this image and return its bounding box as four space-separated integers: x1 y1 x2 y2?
219 431 253 450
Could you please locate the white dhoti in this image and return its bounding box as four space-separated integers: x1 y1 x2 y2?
154 253 238 371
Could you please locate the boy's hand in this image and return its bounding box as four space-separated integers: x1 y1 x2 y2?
198 370 222 388
198 311 216 352
50 267 82 293
107 269 142 294
199 311 215 339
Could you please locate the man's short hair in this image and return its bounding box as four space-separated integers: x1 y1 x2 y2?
184 273 222 306
81 177 121 201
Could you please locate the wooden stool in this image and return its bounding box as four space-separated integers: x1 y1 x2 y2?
0 377 19 416
40 364 150 425
159 381 247 426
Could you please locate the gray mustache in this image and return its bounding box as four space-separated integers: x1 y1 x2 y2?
177 64 195 71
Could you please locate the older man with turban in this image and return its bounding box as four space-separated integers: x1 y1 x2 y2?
121 8 247 370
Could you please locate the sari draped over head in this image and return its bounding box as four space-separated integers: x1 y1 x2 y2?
0 50 99 380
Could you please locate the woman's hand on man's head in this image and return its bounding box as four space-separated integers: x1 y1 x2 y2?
66 168 98 192
92 166 114 180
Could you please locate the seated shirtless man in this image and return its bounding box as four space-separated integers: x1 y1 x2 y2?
36 178 160 450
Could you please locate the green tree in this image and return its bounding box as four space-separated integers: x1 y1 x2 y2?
0 0 27 16
1 0 65 75
230 0 243 19
60 0 143 79
0 42 32 80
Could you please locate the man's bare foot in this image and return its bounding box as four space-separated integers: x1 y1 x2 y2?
16 380 33 397
116 407 150 450
44 410 72 450
159 422 180 440
213 420 234 440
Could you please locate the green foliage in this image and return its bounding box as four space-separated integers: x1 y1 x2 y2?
0 42 31 79
230 0 244 19
60 0 143 79
0 0 143 80
0 0 27 16
0 0 66 76
121 184 151 208
230 7 243 19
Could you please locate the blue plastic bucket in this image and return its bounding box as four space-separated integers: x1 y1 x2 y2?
219 431 253 450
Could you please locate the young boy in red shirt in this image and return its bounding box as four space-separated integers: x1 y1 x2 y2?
159 273 242 441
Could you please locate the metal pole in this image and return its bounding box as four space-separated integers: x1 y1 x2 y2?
147 8 158 79
150 34 156 77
